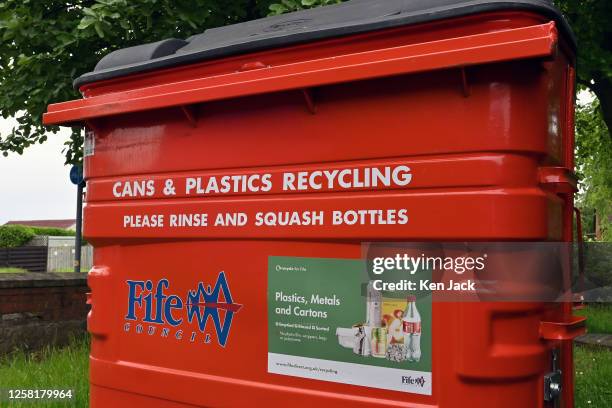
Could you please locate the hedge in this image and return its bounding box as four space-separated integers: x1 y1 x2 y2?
0 225 79 248
0 225 36 248
29 227 76 237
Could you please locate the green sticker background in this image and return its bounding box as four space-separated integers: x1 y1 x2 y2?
268 256 432 372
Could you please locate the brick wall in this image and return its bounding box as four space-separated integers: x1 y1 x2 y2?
0 273 88 355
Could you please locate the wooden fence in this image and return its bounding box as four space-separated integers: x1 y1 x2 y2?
0 246 48 272
47 246 93 272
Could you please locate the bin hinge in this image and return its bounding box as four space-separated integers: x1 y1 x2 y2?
460 67 470 97
85 119 103 135
301 88 316 114
180 105 198 127
538 167 577 194
544 349 562 403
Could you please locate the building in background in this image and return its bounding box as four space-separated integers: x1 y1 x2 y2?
4 219 76 231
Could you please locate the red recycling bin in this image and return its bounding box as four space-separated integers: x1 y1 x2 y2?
44 0 583 407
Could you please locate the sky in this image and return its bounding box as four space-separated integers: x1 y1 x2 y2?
0 118 75 225
0 91 597 226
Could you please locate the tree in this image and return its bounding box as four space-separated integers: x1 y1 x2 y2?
0 0 610 162
0 0 275 164
556 0 612 141
554 0 612 241
575 97 612 240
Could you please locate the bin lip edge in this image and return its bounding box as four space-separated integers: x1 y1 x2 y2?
72 0 575 90
44 22 560 126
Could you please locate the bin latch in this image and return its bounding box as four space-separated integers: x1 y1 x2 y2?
538 167 577 194
544 349 562 403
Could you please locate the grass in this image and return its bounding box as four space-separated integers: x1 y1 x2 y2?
0 336 89 407
0 308 609 407
575 345 612 407
0 267 26 273
576 304 612 334
574 303 612 407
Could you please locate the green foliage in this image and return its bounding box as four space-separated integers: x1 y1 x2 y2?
0 267 27 273
574 309 612 407
29 226 76 237
0 224 82 247
0 335 89 407
0 0 275 165
579 242 612 292
575 97 612 240
575 303 612 334
575 345 612 407
556 0 612 144
0 225 35 248
268 0 343 15
556 0 612 87
557 0 612 241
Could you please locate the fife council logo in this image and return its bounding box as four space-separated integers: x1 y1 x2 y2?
402 375 426 388
123 272 243 347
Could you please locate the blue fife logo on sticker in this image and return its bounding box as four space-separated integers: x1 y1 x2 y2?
124 272 242 347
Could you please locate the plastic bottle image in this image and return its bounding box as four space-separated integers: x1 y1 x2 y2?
402 295 422 361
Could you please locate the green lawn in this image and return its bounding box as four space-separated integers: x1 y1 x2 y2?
0 267 26 273
576 304 612 334
0 336 89 407
575 345 612 407
574 304 612 407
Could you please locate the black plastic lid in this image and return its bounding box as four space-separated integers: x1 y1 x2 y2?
74 0 574 89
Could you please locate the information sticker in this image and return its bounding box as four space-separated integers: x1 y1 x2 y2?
268 256 432 395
